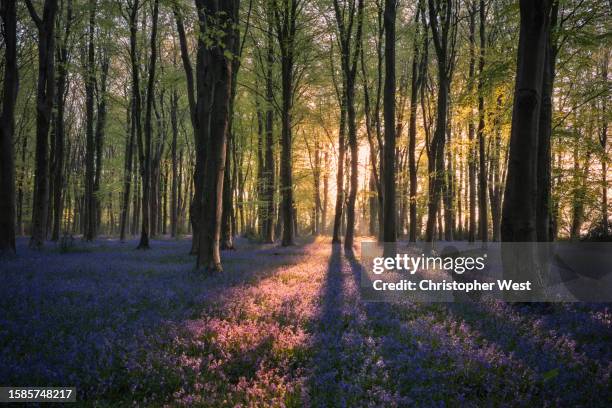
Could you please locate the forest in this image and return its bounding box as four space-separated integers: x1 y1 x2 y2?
0 0 611 405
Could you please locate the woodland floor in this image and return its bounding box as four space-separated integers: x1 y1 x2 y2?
0 236 611 406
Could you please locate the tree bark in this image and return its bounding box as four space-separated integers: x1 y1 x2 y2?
0 0 18 255
332 91 347 243
195 0 238 271
407 3 423 243
137 0 160 249
84 0 96 241
26 0 58 249
502 0 551 243
536 1 558 242
273 0 300 247
501 0 551 296
425 0 455 244
477 0 488 243
382 0 397 242
51 0 73 242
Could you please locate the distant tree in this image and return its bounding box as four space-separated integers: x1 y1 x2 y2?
84 0 97 241
50 0 73 242
332 0 364 249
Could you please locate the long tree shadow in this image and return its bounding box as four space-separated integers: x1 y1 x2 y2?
307 243 346 406
341 246 611 405
0 237 321 400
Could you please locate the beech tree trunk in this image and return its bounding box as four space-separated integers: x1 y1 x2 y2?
332 92 347 243
501 0 551 295
477 0 488 243
51 0 72 241
273 0 301 247
262 7 275 243
425 0 455 244
137 0 160 249
0 0 18 255
26 0 58 249
502 0 551 243
84 1 96 241
382 0 397 242
536 2 558 242
407 3 423 243
195 0 238 271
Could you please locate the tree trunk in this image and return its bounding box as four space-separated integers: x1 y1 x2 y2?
195 0 238 271
332 93 347 243
407 3 422 243
536 2 558 242
170 90 179 238
477 0 488 243
27 0 58 249
382 0 397 242
601 51 609 236
120 96 134 241
137 0 159 249
262 11 275 243
84 1 96 241
94 53 109 236
0 0 18 255
502 0 551 243
467 4 477 243
51 0 72 242
425 0 455 244
501 0 551 296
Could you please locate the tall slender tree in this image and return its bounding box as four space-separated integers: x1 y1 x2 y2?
382 0 397 242
0 0 18 255
26 0 59 248
137 0 160 249
51 0 73 241
477 0 488 243
84 0 97 241
332 0 364 249
272 0 301 246
425 0 457 243
408 1 425 243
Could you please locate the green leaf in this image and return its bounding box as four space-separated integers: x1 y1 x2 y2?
543 368 559 383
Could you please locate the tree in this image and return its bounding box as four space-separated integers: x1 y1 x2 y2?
408 1 425 243
84 0 97 241
195 0 239 271
382 0 397 242
272 0 302 246
26 0 59 249
425 0 457 243
263 0 276 243
50 0 73 241
136 0 160 249
0 0 18 255
120 0 143 242
332 0 364 249
477 0 488 243
501 0 552 292
173 3 200 252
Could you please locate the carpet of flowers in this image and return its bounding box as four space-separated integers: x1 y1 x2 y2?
0 236 610 406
